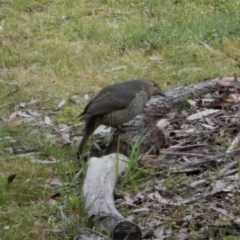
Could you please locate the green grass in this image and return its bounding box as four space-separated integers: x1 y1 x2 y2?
1 0 240 239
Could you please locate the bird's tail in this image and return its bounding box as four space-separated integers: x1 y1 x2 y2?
77 118 97 157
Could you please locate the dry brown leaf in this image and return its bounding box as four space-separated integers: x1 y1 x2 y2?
6 120 23 126
47 178 69 187
48 198 57 206
123 195 134 205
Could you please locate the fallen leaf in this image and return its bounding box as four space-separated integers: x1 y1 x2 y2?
47 178 69 186
56 100 66 110
187 109 220 121
200 123 217 130
105 65 126 72
228 93 240 102
28 99 40 105
154 225 165 238
156 119 170 129
106 22 119 28
163 81 171 87
30 159 57 164
19 103 26 108
179 67 202 74
148 191 170 204
3 226 10 230
6 120 23 126
132 207 150 213
4 147 14 154
22 117 36 123
58 133 71 146
16 111 32 118
188 99 196 106
48 198 57 206
84 94 89 100
93 125 111 134
27 110 41 117
69 95 85 104
148 55 162 61
44 116 52 125
8 111 17 120
123 195 134 205
210 180 230 195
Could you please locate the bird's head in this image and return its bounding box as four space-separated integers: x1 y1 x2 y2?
144 80 166 97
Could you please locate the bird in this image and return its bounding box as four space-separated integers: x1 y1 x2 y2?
77 79 165 157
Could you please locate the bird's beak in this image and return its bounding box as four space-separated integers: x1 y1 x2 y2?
158 90 166 97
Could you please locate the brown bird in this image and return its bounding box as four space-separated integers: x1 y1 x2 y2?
77 79 165 156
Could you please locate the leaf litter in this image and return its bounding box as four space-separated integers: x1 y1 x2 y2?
132 77 240 239
3 77 240 239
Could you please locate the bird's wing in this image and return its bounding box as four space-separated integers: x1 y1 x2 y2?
80 87 139 120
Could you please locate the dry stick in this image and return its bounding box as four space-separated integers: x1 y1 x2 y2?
190 162 239 188
185 154 239 189
190 179 207 188
3 88 20 99
171 149 240 168
180 180 234 205
151 149 240 176
218 160 239 176
216 133 240 175
160 151 212 158
168 144 208 152
179 176 234 205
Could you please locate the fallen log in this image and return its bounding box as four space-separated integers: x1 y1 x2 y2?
82 153 142 240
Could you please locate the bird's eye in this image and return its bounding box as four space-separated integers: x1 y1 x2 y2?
154 83 157 87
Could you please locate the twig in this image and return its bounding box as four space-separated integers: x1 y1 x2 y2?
160 151 211 158
3 88 20 99
218 159 239 176
151 149 240 176
168 144 208 152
